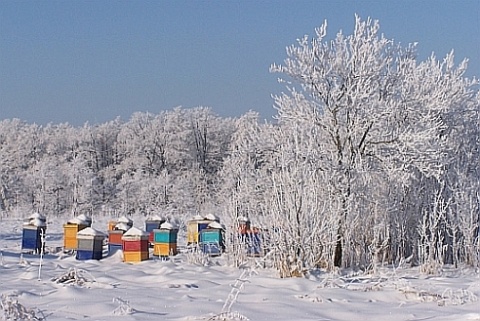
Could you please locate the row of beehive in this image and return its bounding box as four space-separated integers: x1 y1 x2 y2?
22 213 261 259
107 219 178 262
73 226 150 262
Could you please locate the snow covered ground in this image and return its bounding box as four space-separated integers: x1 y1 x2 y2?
1 215 479 321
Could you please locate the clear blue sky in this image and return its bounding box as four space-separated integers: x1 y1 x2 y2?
1 0 478 126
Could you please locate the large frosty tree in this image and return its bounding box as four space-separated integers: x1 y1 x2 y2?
264 15 479 274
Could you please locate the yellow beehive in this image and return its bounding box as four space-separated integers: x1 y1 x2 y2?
63 223 88 250
187 219 214 244
187 221 199 244
123 251 149 263
108 220 117 231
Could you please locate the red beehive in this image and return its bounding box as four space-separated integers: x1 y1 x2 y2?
122 238 149 252
121 227 149 263
237 216 251 234
108 230 125 245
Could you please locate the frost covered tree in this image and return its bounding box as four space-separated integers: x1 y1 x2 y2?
218 112 277 266
266 15 479 273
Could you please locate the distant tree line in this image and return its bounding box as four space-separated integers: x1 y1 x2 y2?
0 107 235 221
1 16 478 276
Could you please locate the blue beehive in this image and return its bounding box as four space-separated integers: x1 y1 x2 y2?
145 215 166 244
245 232 262 256
200 221 225 256
76 249 103 260
201 242 222 255
22 226 46 253
21 214 47 254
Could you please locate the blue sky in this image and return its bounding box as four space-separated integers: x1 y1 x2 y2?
1 1 478 126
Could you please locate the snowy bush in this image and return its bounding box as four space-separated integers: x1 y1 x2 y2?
439 288 478 306
0 294 45 321
185 246 211 266
207 267 256 321
112 297 136 316
51 268 95 286
208 311 249 321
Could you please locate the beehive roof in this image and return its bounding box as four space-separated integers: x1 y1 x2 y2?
23 217 46 227
77 227 105 237
123 226 148 237
77 214 92 223
148 214 165 221
67 217 88 225
204 214 219 221
208 221 224 229
29 212 46 221
160 222 177 230
117 216 133 224
114 222 131 231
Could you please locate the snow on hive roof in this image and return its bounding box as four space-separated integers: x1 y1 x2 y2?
67 217 88 225
192 214 203 220
77 214 92 223
77 227 105 237
117 216 133 224
208 221 224 229
204 214 219 221
29 212 46 221
160 222 177 230
122 226 148 237
23 218 46 227
147 214 165 221
115 222 131 231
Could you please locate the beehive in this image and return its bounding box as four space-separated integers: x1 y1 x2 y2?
152 222 178 257
145 215 165 244
108 229 126 254
237 216 251 234
76 227 105 260
245 232 262 256
187 215 218 244
63 222 88 251
200 221 225 256
121 227 149 263
117 216 133 228
108 230 125 244
76 214 92 227
108 220 117 231
21 220 46 254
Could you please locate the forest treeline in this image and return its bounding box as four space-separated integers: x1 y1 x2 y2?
0 107 233 218
1 17 479 276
